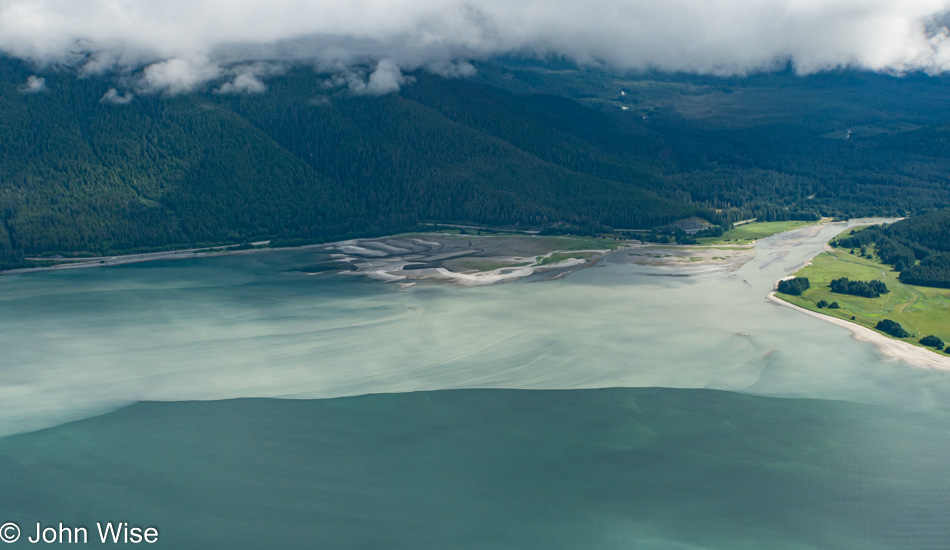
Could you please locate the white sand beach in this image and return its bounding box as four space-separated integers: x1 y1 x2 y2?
767 291 950 372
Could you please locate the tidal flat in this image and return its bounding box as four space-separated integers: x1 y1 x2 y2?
1 220 949 548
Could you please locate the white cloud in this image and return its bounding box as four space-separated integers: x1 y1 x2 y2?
138 57 222 95
19 75 45 93
215 72 265 94
2 0 950 93
322 60 413 96
99 88 133 104
361 59 409 95
213 63 283 94
426 60 476 78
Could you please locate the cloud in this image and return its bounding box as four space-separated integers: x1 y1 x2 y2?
99 88 133 104
360 59 409 96
19 75 45 93
213 63 283 94
138 57 222 95
426 60 476 78
2 0 950 94
322 60 412 96
215 72 265 94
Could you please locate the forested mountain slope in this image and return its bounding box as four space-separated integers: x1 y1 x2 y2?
0 59 702 266
476 60 950 218
4 57 950 267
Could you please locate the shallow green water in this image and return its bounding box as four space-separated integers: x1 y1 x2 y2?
2 221 950 547
1 221 947 436
1 389 949 549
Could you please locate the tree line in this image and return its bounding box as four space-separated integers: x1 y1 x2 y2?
829 278 889 298
833 210 950 289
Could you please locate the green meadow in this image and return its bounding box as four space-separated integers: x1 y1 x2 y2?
697 220 817 245
779 249 950 350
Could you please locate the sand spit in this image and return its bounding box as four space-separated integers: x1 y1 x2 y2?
618 243 755 273
767 292 950 372
328 235 607 286
329 232 765 286
3 244 280 275
3 231 761 284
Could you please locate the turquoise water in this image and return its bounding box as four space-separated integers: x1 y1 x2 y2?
2 221 950 547
1 389 948 549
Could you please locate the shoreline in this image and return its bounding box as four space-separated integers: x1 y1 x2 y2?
0 218 876 279
767 291 950 372
16 221 940 369
0 233 622 284
1 242 295 275
2 232 751 283
1 219 816 278
1 232 609 278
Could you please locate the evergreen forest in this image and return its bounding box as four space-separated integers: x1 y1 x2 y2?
4 57 950 268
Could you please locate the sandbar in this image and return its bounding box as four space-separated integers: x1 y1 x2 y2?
767 291 950 372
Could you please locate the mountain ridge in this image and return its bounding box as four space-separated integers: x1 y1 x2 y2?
3 58 950 268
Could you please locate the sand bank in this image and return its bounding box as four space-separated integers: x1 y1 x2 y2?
322 233 623 286
767 291 950 372
618 243 755 273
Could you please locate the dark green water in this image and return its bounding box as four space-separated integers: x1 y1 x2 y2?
3 222 949 547
1 388 948 549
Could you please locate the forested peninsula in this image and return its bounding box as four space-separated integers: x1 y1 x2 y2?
833 210 950 289
776 212 950 356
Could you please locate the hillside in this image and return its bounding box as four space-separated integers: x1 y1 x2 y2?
476 60 950 217
0 59 704 267
5 58 950 267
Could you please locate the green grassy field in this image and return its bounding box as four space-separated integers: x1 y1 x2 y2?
698 220 817 245
409 233 625 252
778 249 950 351
538 236 625 251
537 251 600 266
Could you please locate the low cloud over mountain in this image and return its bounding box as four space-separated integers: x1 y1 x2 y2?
3 0 950 94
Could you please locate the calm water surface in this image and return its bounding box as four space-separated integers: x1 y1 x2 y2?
0 221 948 548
